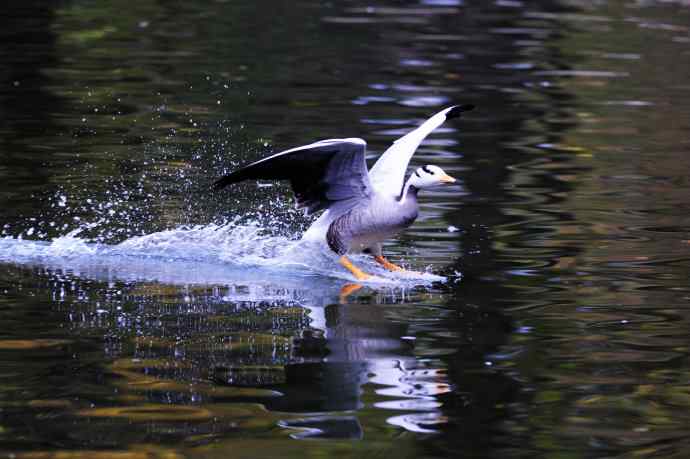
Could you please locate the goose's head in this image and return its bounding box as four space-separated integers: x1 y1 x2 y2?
408 165 456 189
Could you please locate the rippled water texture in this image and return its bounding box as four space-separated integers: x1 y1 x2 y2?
2 0 690 458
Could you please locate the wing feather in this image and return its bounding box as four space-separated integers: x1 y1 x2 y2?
214 138 372 215
368 104 474 197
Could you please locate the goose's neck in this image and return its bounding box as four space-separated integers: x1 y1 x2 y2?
398 179 419 204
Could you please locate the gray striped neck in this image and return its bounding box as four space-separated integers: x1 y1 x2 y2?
398 179 419 203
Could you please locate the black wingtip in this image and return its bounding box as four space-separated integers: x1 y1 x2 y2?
446 104 475 120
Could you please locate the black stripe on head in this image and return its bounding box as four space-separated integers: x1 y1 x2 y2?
422 165 433 174
414 169 421 177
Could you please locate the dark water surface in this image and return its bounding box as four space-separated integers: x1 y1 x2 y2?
2 0 690 458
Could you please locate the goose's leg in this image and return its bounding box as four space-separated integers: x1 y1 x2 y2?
374 255 404 272
329 220 372 280
368 243 405 272
338 256 372 281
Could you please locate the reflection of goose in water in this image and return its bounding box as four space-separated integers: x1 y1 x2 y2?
3 254 456 437
214 105 474 280
272 299 451 436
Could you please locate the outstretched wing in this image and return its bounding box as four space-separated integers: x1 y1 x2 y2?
213 138 372 215
368 104 474 197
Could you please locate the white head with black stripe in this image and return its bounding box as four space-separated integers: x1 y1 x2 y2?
407 165 456 189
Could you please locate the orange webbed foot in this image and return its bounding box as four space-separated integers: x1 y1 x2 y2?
338 255 372 281
374 255 404 272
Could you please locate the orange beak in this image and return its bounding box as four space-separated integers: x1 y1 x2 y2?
439 173 456 184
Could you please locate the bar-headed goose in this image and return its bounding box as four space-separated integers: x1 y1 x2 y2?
214 104 474 280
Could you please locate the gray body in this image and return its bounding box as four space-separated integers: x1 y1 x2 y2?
327 186 419 256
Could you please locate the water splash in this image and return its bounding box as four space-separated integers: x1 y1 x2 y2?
0 221 445 286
